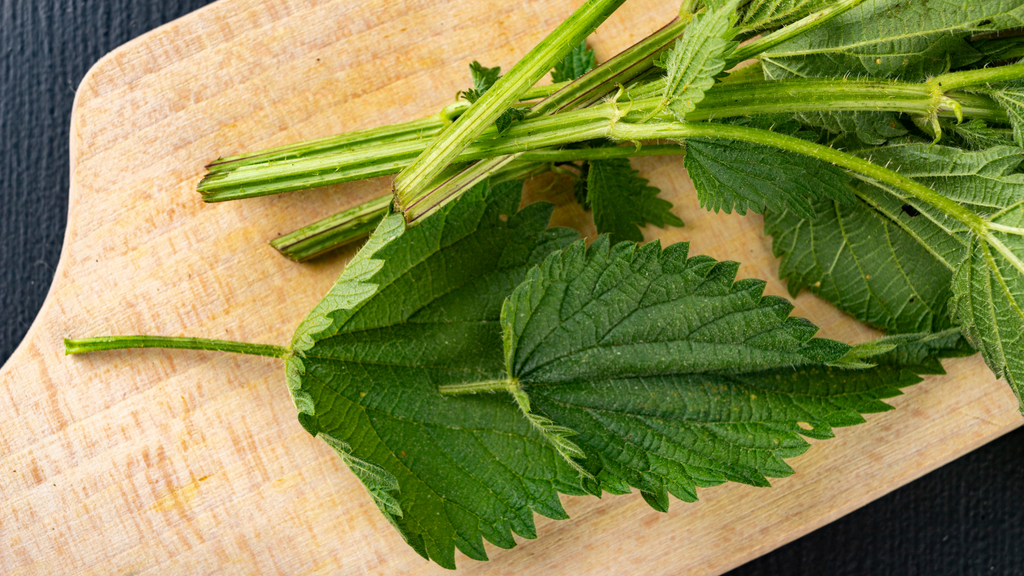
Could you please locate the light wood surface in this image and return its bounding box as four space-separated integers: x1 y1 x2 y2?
1 0 1020 573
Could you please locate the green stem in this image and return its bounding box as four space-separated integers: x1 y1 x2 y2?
609 121 988 233
438 379 515 395
531 14 693 116
393 0 628 210
438 82 570 121
203 116 441 177
285 78 1007 258
64 336 290 358
401 12 694 221
931 60 1024 92
271 194 391 262
199 78 1005 203
274 145 690 260
202 84 567 178
729 0 869 64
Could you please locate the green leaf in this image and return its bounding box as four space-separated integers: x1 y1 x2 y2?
761 0 1024 81
766 194 958 333
494 106 527 134
468 60 501 95
498 237 945 504
952 217 1024 413
739 0 829 31
948 118 1015 150
283 178 959 566
795 110 908 146
458 61 525 135
287 180 583 568
766 144 1024 334
660 0 741 122
683 121 853 219
587 157 683 243
551 41 597 82
988 86 1024 147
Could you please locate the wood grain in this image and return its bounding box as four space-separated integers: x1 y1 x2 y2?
0 0 1019 573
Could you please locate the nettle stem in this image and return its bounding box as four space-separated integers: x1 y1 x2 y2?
201 83 567 178
532 13 693 116
728 0 868 64
931 60 1024 92
608 121 989 234
64 336 290 358
438 379 517 396
273 145 689 259
393 0 628 206
199 78 1005 203
272 194 391 262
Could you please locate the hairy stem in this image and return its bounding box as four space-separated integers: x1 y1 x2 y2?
272 145 690 260
393 0 628 208
729 0 869 64
203 83 567 177
532 14 693 116
199 79 1004 203
609 121 988 233
400 11 696 221
931 60 1024 92
64 336 290 358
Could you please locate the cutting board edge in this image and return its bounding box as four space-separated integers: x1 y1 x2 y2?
712 414 1021 575
2 1 1022 572
0 0 231 376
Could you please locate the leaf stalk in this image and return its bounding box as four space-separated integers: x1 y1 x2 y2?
393 0 628 208
64 336 290 358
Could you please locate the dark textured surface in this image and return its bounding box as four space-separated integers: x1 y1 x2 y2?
0 1 1020 574
0 0 215 362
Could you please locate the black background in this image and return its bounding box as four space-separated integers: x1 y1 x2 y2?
1 1 1022 573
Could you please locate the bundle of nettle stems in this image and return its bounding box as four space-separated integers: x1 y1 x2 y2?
196 0 1024 261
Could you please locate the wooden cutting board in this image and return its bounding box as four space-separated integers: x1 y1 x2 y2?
1 0 1020 573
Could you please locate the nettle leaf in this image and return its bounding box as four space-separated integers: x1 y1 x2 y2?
795 110 908 146
739 0 828 32
498 237 946 505
988 86 1024 147
283 177 958 567
969 36 1024 67
494 107 527 134
287 180 583 568
684 118 853 219
551 41 596 83
761 0 1024 81
952 220 1024 412
660 0 740 122
767 144 1024 334
587 157 683 243
766 194 958 333
466 60 501 96
458 61 524 135
949 119 1015 150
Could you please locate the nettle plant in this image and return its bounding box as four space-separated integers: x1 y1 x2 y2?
68 0 1024 568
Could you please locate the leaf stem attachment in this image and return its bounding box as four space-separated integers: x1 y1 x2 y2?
393 0 628 207
440 378 591 478
438 379 517 396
